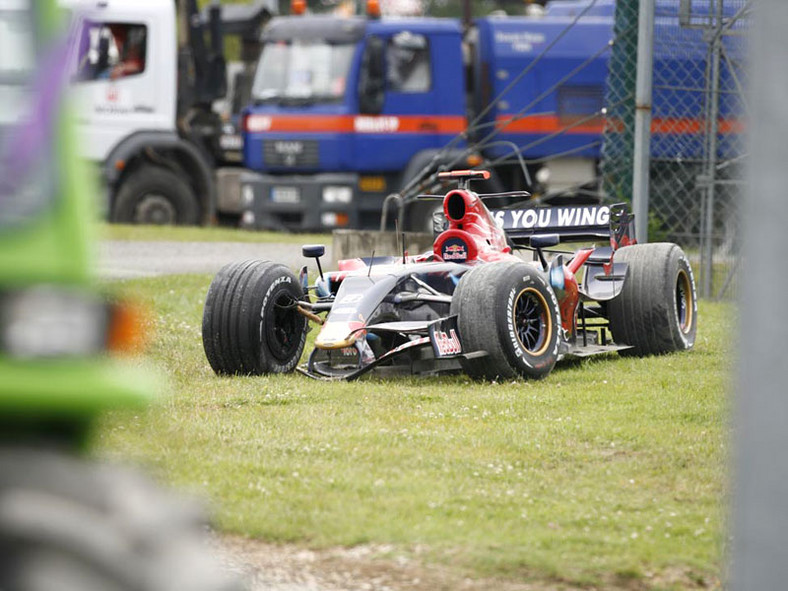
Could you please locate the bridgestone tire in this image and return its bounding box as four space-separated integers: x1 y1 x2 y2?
202 260 307 375
607 243 698 356
112 166 200 226
450 262 561 380
0 448 240 591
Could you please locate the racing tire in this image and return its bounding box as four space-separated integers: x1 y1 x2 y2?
112 166 200 226
607 243 697 356
202 260 307 375
451 262 561 380
0 448 239 591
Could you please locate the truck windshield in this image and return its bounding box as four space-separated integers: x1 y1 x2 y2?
0 3 53 228
0 4 35 125
252 40 355 104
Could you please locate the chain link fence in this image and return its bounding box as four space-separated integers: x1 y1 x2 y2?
599 0 637 206
601 0 749 299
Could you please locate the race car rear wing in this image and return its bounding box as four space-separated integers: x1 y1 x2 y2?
491 202 636 247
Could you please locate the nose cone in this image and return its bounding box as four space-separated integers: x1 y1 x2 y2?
315 321 363 349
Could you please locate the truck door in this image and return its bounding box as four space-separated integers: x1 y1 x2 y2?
69 13 173 162
355 28 465 176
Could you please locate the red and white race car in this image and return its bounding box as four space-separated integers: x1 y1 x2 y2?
202 170 697 381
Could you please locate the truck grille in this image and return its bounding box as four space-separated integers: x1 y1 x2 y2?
263 140 320 168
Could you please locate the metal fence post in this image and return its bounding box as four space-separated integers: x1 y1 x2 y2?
733 0 788 586
633 0 655 243
701 0 723 297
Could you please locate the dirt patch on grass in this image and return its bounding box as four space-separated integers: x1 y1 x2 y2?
216 535 719 591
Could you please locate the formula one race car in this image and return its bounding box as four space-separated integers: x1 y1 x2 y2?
202 170 697 381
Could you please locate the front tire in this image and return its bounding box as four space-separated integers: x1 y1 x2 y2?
202 260 307 375
112 165 200 225
451 262 561 380
607 243 697 355
0 448 239 591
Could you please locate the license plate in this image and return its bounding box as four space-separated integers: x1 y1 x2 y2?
219 134 242 150
270 186 300 204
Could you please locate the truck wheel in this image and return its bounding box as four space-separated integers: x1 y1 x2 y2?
202 260 307 375
450 262 561 380
0 448 239 591
607 243 697 356
112 166 200 225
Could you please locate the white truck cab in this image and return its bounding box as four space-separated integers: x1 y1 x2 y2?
64 0 177 162
60 0 272 225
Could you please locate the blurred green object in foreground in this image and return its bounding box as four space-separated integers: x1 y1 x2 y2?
0 0 154 447
0 5 240 590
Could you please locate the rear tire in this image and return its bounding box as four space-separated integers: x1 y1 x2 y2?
451 262 561 380
202 260 307 375
0 448 239 591
112 166 200 226
607 243 697 355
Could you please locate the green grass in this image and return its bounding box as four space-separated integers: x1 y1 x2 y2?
101 223 329 244
95 273 731 589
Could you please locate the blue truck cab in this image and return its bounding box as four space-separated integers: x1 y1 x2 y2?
240 15 467 230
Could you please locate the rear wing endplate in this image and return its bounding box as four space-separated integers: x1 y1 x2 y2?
491 203 635 246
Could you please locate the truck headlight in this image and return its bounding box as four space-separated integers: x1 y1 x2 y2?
241 210 256 227
320 212 349 227
1 287 107 359
0 287 144 359
322 186 353 204
242 185 255 207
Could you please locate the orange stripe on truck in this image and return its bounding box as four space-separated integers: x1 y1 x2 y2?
495 114 606 134
245 114 467 134
245 112 742 136
495 114 744 135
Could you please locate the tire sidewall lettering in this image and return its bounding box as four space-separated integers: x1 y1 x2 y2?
504 271 560 373
260 272 304 372
261 274 292 319
673 255 697 349
506 286 527 364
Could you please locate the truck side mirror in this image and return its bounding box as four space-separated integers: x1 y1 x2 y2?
96 32 110 75
358 36 385 115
